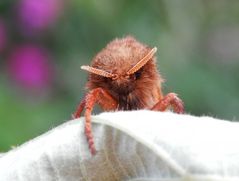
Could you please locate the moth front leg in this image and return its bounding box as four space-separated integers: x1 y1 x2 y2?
151 93 184 114
73 99 86 119
73 88 117 155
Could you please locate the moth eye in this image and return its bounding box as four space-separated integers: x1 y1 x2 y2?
104 77 111 81
134 71 141 80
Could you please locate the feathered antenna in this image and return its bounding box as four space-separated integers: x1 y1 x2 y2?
127 47 157 75
81 65 116 78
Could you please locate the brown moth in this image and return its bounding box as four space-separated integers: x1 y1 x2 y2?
73 36 184 155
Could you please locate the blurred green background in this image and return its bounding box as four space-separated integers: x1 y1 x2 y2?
1 0 239 152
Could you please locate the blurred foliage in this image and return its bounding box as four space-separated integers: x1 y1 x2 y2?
1 0 239 151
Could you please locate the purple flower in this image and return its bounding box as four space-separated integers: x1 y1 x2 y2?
18 0 62 33
8 44 53 89
0 19 7 52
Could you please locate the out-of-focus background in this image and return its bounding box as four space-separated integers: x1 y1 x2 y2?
1 0 239 152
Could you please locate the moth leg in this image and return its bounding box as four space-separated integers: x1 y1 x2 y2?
77 88 117 155
151 93 184 114
72 99 86 118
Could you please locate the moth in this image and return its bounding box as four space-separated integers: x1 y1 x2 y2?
73 36 184 155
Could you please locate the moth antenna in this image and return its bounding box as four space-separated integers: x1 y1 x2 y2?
127 47 157 75
81 65 116 78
